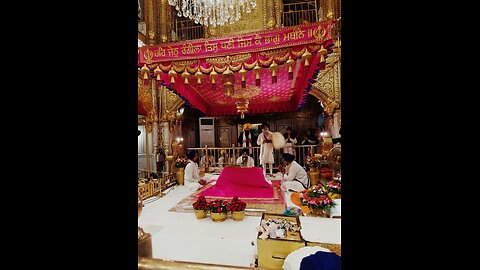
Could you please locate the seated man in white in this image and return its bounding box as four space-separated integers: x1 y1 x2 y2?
279 153 309 192
199 150 214 168
184 150 208 190
236 148 255 168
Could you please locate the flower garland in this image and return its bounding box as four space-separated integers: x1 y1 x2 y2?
174 157 189 168
228 196 247 212
192 196 209 210
208 199 229 213
326 180 341 198
305 156 321 168
300 185 335 210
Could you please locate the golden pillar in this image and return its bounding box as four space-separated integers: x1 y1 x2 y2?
145 0 157 45
320 0 340 21
158 0 171 43
266 0 276 29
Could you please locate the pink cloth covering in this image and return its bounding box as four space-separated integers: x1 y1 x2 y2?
198 167 274 198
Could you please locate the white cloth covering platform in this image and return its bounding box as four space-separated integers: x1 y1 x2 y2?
299 217 341 244
139 183 262 267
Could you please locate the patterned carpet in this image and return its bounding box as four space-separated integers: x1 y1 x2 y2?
169 180 287 216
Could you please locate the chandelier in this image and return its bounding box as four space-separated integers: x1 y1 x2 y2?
168 0 257 27
231 85 260 119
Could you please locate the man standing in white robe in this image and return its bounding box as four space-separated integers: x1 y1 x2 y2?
279 153 309 192
238 123 256 154
236 148 255 168
257 123 274 176
184 150 208 190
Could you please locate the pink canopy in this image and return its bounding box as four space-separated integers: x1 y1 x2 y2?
138 21 336 115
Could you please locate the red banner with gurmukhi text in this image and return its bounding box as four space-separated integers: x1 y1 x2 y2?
138 21 334 64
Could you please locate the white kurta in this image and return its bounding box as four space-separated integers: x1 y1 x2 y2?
200 155 214 167
257 132 274 164
283 137 297 155
184 160 201 190
281 161 309 192
236 156 255 168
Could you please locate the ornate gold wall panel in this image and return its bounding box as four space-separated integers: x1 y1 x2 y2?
138 74 154 113
310 58 340 115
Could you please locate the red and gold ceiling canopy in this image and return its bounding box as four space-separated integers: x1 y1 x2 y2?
138 21 335 116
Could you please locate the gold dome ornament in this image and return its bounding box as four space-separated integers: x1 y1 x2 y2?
223 81 233 96
195 67 203 84
168 67 177 85
302 49 312 67
285 56 295 80
182 70 190 85
239 65 247 88
318 45 328 63
269 61 278 84
141 64 150 80
154 65 162 81
253 63 262 86
210 69 218 91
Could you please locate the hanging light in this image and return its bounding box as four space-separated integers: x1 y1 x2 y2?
236 98 249 119
168 0 257 28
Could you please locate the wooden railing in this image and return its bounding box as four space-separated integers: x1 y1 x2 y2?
138 172 177 201
188 144 323 172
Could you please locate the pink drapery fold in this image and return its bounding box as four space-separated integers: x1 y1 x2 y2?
198 167 274 198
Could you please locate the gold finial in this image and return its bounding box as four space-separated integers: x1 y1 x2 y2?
141 64 150 80
253 63 262 86
182 70 190 85
302 49 312 67
195 67 203 84
210 69 218 85
168 67 177 85
154 65 162 81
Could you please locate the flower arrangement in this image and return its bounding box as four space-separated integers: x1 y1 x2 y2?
174 157 189 168
228 196 247 212
326 180 341 198
208 199 229 213
192 196 209 210
305 156 321 168
300 185 335 211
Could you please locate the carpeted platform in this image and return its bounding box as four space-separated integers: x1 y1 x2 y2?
169 180 287 216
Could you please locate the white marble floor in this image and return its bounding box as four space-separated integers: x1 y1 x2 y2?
138 185 263 267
